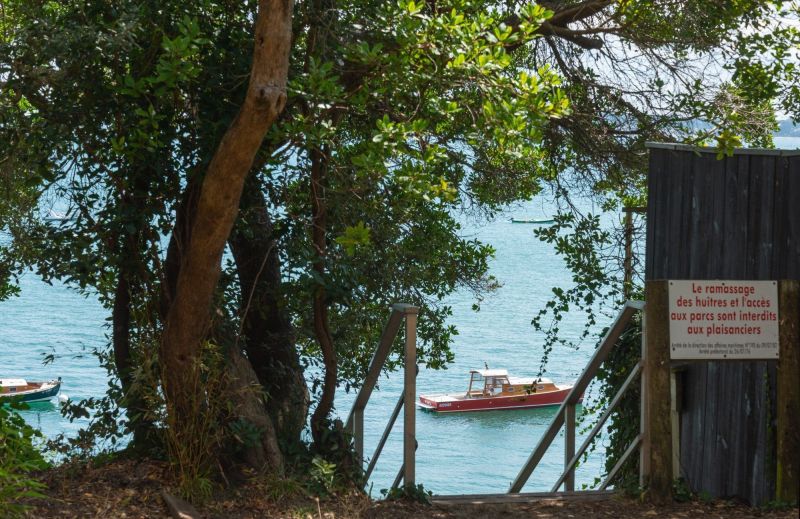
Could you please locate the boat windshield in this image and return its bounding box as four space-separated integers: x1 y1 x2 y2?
466 371 511 397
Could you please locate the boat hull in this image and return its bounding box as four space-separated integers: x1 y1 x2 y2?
0 381 61 403
510 219 555 224
419 387 577 413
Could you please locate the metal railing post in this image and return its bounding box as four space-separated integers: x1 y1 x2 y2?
403 307 418 488
509 300 644 493
564 403 576 491
353 408 364 466
639 295 650 488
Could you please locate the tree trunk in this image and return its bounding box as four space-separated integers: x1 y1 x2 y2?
113 177 158 447
112 271 152 446
229 177 308 448
112 273 133 395
226 344 284 474
309 146 337 447
161 175 200 322
160 0 293 473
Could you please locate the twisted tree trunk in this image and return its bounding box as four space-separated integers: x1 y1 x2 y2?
160 0 293 473
229 177 308 448
308 146 336 447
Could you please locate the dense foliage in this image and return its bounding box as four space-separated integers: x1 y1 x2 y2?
0 403 48 517
0 0 797 499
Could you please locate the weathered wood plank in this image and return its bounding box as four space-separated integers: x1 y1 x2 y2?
776 279 800 503
645 146 796 505
702 361 720 496
433 490 615 505
687 153 711 277
645 150 666 280
771 157 788 277
706 154 728 277
716 360 732 496
786 157 800 279
643 281 672 504
756 156 777 278
667 152 690 277
751 362 771 503
680 363 705 490
730 363 746 497
746 154 762 277
733 155 751 274
403 310 418 488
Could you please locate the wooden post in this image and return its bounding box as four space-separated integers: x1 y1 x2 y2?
642 280 672 503
353 408 364 466
403 307 419 489
624 209 634 299
622 207 645 300
776 279 799 503
670 368 682 481
564 403 576 491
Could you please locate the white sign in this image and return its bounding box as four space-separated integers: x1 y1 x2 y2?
668 280 779 360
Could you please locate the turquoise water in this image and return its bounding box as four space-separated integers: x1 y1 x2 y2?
0 270 109 443
335 202 613 496
2 136 797 495
1 196 612 495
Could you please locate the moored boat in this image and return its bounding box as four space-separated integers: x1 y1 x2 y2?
510 218 555 224
0 378 61 403
419 369 576 412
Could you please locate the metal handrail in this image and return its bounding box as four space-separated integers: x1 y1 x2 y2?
508 300 645 493
364 393 403 481
550 361 643 492
344 303 419 488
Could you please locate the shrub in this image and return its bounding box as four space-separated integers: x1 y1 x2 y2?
0 401 49 518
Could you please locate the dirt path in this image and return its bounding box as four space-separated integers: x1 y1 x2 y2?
24 459 798 518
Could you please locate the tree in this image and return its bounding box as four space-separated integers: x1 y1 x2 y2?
160 0 293 473
1 0 796 493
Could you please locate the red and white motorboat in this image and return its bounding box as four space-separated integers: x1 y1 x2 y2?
418 368 577 413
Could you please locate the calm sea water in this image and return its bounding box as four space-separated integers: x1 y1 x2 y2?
336 200 614 496
2 136 797 495
0 195 615 495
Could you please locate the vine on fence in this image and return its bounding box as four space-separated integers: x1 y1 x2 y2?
532 207 644 491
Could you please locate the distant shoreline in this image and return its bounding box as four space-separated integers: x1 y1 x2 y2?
777 119 799 138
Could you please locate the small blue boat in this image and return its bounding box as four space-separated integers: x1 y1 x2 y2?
0 377 61 403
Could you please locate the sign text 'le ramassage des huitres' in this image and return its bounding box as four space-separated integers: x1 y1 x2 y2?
668 280 779 360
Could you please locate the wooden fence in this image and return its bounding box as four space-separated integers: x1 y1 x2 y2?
644 143 800 505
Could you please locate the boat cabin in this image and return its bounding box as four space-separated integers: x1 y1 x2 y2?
0 378 32 394
465 369 557 398
466 369 508 397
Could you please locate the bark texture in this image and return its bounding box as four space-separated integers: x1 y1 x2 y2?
160 0 293 473
227 345 284 474
309 146 337 446
229 178 308 447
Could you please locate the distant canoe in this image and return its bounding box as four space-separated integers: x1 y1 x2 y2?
510 218 555 224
